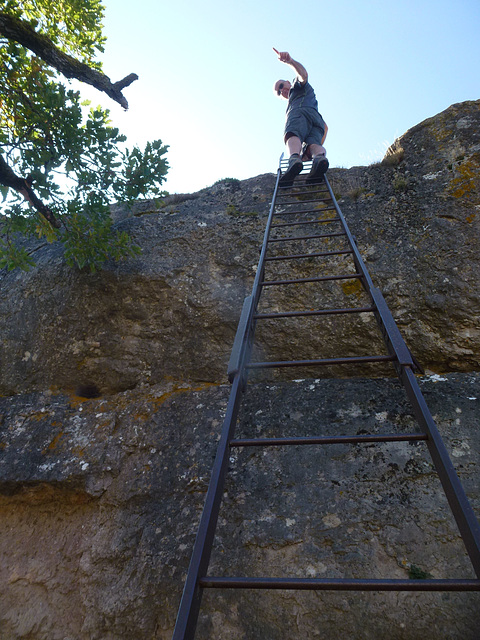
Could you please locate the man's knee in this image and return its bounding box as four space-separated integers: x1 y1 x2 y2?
284 131 300 143
308 143 326 158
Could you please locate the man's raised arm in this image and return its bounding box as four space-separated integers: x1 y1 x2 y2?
273 48 308 84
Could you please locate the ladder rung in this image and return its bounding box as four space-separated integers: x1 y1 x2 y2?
276 199 332 206
278 182 328 190
248 355 396 369
265 249 353 261
200 577 480 592
271 217 341 228
260 273 362 287
273 207 336 216
254 306 375 319
268 231 346 243
278 184 328 189
291 180 327 188
230 433 428 447
277 190 330 198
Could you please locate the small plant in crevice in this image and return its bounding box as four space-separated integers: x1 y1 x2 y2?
348 186 367 202
225 203 257 217
226 204 240 215
157 193 200 207
382 148 405 167
334 171 366 203
393 174 409 192
408 564 432 580
214 177 241 190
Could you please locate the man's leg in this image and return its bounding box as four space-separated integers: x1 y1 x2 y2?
307 143 326 158
280 134 303 187
306 142 329 184
286 135 302 157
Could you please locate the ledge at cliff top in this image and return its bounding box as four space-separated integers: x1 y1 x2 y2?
0 100 479 396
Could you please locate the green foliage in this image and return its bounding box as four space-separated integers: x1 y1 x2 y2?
408 564 432 580
122 140 169 200
3 0 106 65
0 0 169 272
61 202 142 272
0 236 36 271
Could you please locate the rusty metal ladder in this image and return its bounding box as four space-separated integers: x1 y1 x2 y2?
172 156 480 639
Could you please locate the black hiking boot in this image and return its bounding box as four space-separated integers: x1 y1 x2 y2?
279 155 303 188
306 155 329 184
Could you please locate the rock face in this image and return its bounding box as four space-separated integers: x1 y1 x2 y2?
331 99 480 374
0 101 479 396
0 177 268 396
0 374 479 639
1 101 480 639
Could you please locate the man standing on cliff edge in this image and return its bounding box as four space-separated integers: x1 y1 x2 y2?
273 48 329 187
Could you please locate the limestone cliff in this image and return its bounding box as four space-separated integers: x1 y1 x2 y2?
0 101 479 396
0 101 479 639
0 375 479 639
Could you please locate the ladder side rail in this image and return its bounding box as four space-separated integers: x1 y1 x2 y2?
227 295 253 383
369 286 415 367
227 163 284 381
251 164 284 309
401 367 480 578
172 162 284 639
324 176 480 577
172 372 247 640
323 176 414 368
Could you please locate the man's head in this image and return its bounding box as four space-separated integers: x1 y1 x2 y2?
274 79 291 100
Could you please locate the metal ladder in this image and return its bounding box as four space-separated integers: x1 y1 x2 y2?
172 157 480 639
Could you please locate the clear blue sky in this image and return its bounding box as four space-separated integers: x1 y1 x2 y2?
82 0 480 194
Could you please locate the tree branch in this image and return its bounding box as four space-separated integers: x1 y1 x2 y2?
0 155 61 228
0 11 138 109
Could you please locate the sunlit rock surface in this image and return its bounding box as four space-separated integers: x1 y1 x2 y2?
0 101 479 396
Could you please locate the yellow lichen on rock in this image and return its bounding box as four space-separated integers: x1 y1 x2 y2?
447 153 480 200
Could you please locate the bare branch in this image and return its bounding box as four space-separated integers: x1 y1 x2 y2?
0 11 138 109
0 155 61 228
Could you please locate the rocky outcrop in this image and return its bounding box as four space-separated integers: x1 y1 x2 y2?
0 373 479 639
331 99 480 374
0 101 479 396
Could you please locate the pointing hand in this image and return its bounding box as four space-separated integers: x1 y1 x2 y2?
273 48 292 64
